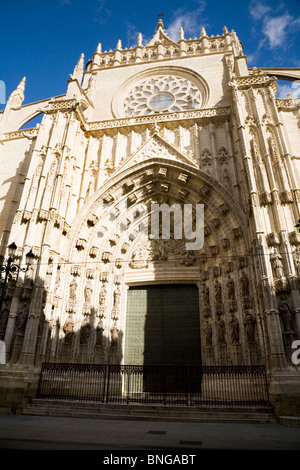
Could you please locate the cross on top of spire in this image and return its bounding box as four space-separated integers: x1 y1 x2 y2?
156 12 165 29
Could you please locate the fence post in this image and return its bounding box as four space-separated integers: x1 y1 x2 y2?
106 364 111 403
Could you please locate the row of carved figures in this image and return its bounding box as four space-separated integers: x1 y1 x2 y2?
203 272 250 305
204 311 255 347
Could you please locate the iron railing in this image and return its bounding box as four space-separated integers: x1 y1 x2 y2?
37 363 269 407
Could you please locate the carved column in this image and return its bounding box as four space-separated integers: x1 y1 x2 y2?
17 284 44 366
265 308 287 369
4 285 22 363
209 123 218 178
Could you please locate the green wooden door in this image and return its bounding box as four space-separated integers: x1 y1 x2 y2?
124 284 201 367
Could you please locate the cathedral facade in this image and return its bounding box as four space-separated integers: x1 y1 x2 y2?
0 20 300 416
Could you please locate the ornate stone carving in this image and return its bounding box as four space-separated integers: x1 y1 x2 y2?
214 280 222 303
216 317 226 345
228 314 239 343
71 265 81 276
69 279 77 301
270 248 284 278
63 315 74 343
99 284 107 305
205 321 213 347
293 248 300 276
84 281 93 304
96 319 104 345
102 252 112 263
289 231 300 246
203 285 210 305
80 318 91 344
86 269 95 279
227 277 235 300
87 214 99 227
278 297 294 332
244 311 255 342
266 233 280 246
111 324 119 345
233 227 242 238
16 302 29 332
240 272 250 297
75 238 87 251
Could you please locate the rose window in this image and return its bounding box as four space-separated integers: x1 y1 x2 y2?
123 75 202 116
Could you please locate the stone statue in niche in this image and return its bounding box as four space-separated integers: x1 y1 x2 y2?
99 284 107 305
0 309 9 338
227 277 235 300
16 303 29 332
80 319 91 344
205 321 213 347
228 314 240 343
216 317 226 344
84 281 93 305
203 285 210 305
270 248 284 278
113 287 121 309
24 264 35 287
240 272 250 297
223 167 230 184
54 267 61 293
214 280 222 304
96 319 104 346
278 296 294 332
69 279 77 301
244 311 255 342
293 248 300 277
63 315 74 343
111 325 119 346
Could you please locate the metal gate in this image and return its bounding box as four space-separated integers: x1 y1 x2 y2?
37 363 270 407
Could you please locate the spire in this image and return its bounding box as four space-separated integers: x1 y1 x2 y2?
96 43 102 54
116 39 122 50
8 77 26 107
72 53 84 83
200 27 207 37
223 25 229 34
137 33 143 47
179 26 184 40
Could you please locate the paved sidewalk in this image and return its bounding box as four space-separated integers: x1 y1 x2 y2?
0 414 300 450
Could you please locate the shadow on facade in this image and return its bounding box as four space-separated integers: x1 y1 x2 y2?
0 279 124 369
0 148 34 261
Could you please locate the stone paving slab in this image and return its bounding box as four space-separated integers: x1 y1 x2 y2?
0 414 300 450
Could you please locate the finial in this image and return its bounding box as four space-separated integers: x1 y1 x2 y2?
223 26 229 34
156 12 164 29
137 33 143 47
116 39 122 50
200 27 207 37
179 26 184 40
8 77 26 107
96 43 102 54
19 77 26 91
72 53 85 82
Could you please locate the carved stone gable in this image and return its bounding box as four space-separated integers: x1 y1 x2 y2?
117 134 197 173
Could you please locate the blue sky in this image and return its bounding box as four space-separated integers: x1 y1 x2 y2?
1 0 300 110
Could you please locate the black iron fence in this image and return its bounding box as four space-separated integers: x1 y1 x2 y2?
37 363 269 407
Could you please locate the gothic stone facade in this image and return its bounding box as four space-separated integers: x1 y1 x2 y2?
0 21 300 415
